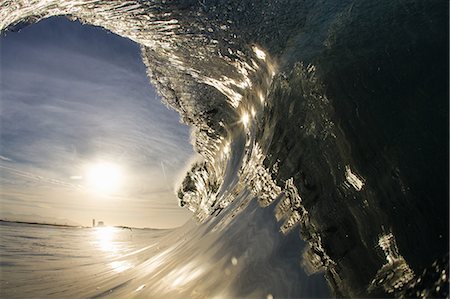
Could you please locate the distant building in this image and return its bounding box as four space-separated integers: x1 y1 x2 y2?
97 221 104 227
92 219 95 227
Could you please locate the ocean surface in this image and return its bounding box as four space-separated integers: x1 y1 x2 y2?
0 0 448 298
1 214 329 298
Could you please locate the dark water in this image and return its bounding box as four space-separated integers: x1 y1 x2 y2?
0 0 448 298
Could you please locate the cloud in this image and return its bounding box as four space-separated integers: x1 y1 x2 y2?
0 155 13 162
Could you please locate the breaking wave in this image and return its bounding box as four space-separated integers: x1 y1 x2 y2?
1 0 448 298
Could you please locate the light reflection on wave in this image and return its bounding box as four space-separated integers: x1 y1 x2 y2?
93 226 120 253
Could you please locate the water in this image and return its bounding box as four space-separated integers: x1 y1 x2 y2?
0 222 165 297
1 210 329 298
0 0 448 298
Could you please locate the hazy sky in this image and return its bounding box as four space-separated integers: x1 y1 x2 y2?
0 17 195 228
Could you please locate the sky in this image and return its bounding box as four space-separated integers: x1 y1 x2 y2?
0 17 196 228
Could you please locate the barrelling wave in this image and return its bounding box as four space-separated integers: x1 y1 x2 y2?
1 0 448 298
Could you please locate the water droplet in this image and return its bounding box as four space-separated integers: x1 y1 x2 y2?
231 257 238 266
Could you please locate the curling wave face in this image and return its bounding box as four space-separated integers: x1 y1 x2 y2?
1 0 448 298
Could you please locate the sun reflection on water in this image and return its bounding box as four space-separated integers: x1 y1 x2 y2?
164 261 206 290
92 226 135 273
110 260 133 273
93 226 119 253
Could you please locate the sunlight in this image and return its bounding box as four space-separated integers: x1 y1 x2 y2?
252 45 267 61
241 111 250 128
93 226 119 252
110 260 133 273
165 262 205 289
85 162 124 195
223 142 230 155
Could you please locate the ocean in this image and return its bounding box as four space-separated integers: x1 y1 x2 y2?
1 209 329 298
0 0 448 298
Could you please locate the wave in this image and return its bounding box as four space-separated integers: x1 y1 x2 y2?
1 0 448 298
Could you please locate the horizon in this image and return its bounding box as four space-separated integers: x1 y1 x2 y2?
0 217 171 229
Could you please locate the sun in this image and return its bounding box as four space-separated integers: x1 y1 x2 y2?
85 162 123 195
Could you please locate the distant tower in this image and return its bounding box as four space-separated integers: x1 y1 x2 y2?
92 219 96 227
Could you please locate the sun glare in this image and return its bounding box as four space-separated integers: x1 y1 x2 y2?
85 162 123 195
241 111 250 128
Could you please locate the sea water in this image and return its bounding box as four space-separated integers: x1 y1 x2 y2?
0 204 330 298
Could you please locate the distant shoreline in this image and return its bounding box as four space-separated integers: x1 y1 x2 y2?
0 219 170 231
0 219 83 228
